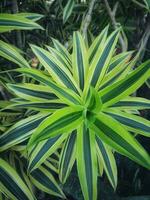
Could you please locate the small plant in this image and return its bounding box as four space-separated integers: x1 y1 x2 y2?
0 27 150 200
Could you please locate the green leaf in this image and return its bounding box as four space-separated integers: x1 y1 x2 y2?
112 97 150 110
15 13 43 21
100 52 133 89
0 159 34 200
88 25 109 64
30 45 80 95
28 107 83 147
59 131 76 183
46 45 71 70
63 0 75 23
86 29 120 90
9 100 66 111
100 60 150 108
76 124 97 200
0 40 30 68
28 133 68 171
90 112 150 169
0 114 47 152
105 108 150 137
96 137 117 189
0 13 43 32
72 31 88 90
16 68 82 106
7 83 58 102
52 38 71 66
30 165 65 198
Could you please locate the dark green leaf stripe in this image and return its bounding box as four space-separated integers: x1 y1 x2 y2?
112 97 150 110
0 40 30 68
83 126 93 199
29 135 60 171
12 101 66 110
47 46 71 70
63 0 75 23
0 114 47 152
0 159 34 200
106 109 150 136
29 109 82 145
30 166 65 198
16 13 43 21
100 52 132 89
73 32 88 90
17 68 81 105
31 45 79 94
90 30 119 87
88 26 108 64
0 14 42 32
108 52 132 72
100 60 150 107
92 113 150 169
0 168 29 200
96 136 117 188
59 131 76 183
77 125 97 200
28 131 70 171
99 68 125 90
8 84 58 101
0 19 37 27
52 38 71 66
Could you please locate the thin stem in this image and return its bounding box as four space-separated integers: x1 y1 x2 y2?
138 23 150 61
103 0 127 52
82 0 97 39
12 0 22 48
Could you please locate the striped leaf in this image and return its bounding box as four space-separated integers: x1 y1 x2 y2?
100 60 150 108
52 38 71 66
7 83 58 102
9 100 66 111
0 13 43 32
0 114 47 152
30 45 80 94
63 0 75 23
15 13 43 21
0 40 30 68
59 131 76 183
16 68 82 106
72 31 88 90
30 165 65 198
86 29 120 91
76 124 97 200
88 25 109 64
100 52 132 89
0 158 34 200
90 112 150 169
28 132 69 171
105 108 150 137
107 51 133 72
28 107 83 147
96 137 117 189
112 97 150 110
46 46 71 70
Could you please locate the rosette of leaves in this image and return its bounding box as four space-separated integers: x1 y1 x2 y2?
1 27 150 200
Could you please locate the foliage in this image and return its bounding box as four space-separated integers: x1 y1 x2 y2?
0 0 150 200
0 26 150 200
